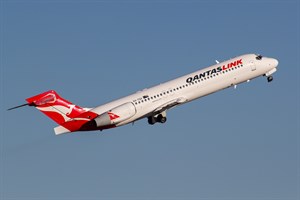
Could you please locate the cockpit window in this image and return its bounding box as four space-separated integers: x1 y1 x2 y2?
255 54 262 60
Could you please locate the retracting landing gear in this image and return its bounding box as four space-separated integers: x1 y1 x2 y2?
265 68 276 83
148 116 156 125
267 76 273 82
157 114 167 123
147 114 167 125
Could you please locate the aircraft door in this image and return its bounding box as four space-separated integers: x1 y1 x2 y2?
250 60 256 71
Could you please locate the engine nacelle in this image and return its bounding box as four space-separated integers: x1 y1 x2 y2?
94 102 136 127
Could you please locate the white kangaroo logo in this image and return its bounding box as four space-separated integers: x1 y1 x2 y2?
66 105 75 116
37 104 76 122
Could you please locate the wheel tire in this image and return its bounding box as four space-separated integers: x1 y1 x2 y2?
160 117 167 123
267 76 273 82
148 116 156 125
157 114 167 123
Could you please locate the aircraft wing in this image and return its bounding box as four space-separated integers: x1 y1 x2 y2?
150 97 188 116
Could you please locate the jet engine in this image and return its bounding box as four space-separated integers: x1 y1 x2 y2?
93 102 136 127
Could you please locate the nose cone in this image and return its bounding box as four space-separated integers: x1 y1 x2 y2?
265 57 279 69
271 58 279 67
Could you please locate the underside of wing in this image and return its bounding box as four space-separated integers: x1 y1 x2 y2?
151 97 188 115
141 97 188 125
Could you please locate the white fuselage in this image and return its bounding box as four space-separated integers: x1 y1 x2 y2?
90 54 278 128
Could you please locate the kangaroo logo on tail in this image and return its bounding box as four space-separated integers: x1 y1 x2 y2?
24 90 89 125
7 90 98 134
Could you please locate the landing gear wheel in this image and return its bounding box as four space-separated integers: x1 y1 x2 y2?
148 116 156 125
267 76 273 82
160 117 167 123
157 114 167 123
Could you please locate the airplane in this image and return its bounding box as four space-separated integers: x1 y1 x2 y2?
8 54 278 135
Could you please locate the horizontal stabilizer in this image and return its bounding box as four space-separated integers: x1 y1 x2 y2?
54 125 71 135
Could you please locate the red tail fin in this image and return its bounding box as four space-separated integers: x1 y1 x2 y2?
26 90 89 125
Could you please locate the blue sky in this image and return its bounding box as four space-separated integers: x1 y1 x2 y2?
1 0 299 200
